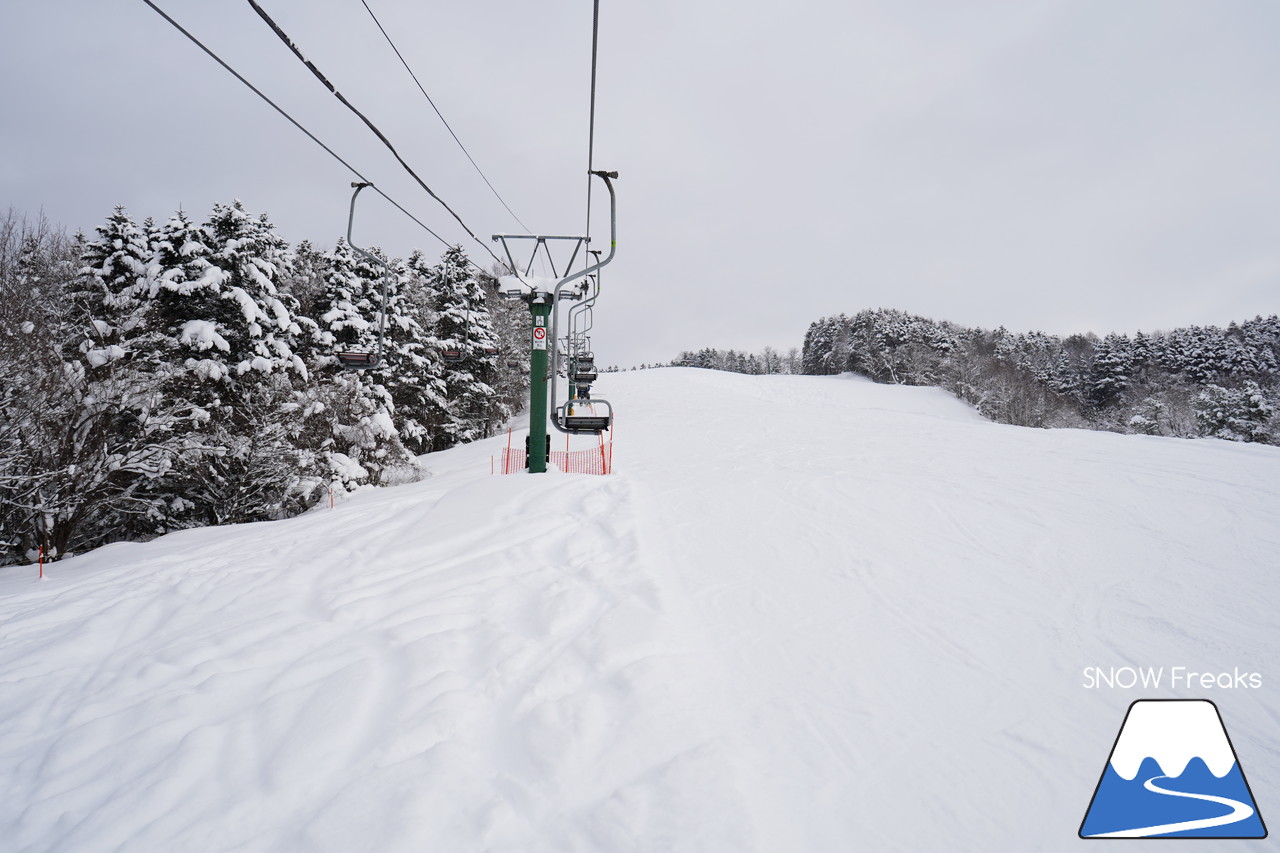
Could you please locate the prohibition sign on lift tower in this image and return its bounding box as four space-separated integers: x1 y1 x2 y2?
532 326 547 350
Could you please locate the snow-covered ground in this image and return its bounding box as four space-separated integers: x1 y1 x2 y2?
2 368 1277 851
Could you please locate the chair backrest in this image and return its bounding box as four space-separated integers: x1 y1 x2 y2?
337 351 377 368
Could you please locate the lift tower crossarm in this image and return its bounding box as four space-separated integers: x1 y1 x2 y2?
490 235 588 281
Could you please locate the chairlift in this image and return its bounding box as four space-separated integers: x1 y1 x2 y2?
439 344 497 363
571 354 597 385
336 351 378 369
530 169 621 440
437 290 499 362
334 182 390 371
555 399 613 434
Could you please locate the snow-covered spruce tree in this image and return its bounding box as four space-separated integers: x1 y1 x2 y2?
1194 381 1275 443
429 245 504 447
145 201 318 526
801 316 841 375
482 265 530 420
63 205 151 356
376 251 449 458
279 239 331 322
1127 397 1168 436
310 238 413 488
1088 333 1132 409
1241 316 1280 378
387 249 449 455
0 207 190 561
0 214 86 562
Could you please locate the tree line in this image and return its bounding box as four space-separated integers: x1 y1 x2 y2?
670 346 802 375
0 204 530 564
799 308 1278 443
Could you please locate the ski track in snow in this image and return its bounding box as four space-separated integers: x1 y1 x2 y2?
2 368 1279 851
1 462 750 851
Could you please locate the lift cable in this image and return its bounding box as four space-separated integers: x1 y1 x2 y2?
245 0 508 272
138 0 493 269
358 0 532 235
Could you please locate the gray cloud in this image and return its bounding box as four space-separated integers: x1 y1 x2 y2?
3 0 1277 366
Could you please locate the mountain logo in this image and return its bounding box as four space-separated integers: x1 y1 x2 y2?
1080 699 1267 839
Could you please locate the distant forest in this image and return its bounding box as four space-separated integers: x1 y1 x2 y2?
0 205 532 564
671 308 1279 445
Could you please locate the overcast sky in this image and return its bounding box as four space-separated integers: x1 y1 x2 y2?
3 0 1278 366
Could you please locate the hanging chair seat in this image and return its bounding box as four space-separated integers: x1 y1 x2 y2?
561 415 612 434
558 399 611 433
337 351 378 368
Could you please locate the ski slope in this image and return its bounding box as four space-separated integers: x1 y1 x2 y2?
2 368 1277 852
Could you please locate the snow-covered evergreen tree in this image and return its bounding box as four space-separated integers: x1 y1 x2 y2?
141 202 315 526
203 201 303 376
380 251 448 455
2 208 194 558
309 238 413 486
66 205 151 358
1089 333 1132 408
429 246 504 446
1195 381 1274 443
482 265 530 421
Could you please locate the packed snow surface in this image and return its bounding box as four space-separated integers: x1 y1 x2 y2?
2 369 1278 851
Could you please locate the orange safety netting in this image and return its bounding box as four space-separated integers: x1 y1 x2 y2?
498 439 613 475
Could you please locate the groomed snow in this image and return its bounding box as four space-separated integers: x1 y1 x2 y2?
2 368 1277 851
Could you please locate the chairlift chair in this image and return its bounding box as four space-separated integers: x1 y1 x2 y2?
334 182 390 371
571 354 597 385
436 294 500 362
440 344 496 363
535 170 621 440
336 351 378 369
555 398 612 434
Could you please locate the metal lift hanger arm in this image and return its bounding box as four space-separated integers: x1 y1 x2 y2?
337 182 391 370
549 171 617 434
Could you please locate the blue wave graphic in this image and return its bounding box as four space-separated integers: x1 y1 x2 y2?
1081 756 1265 838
